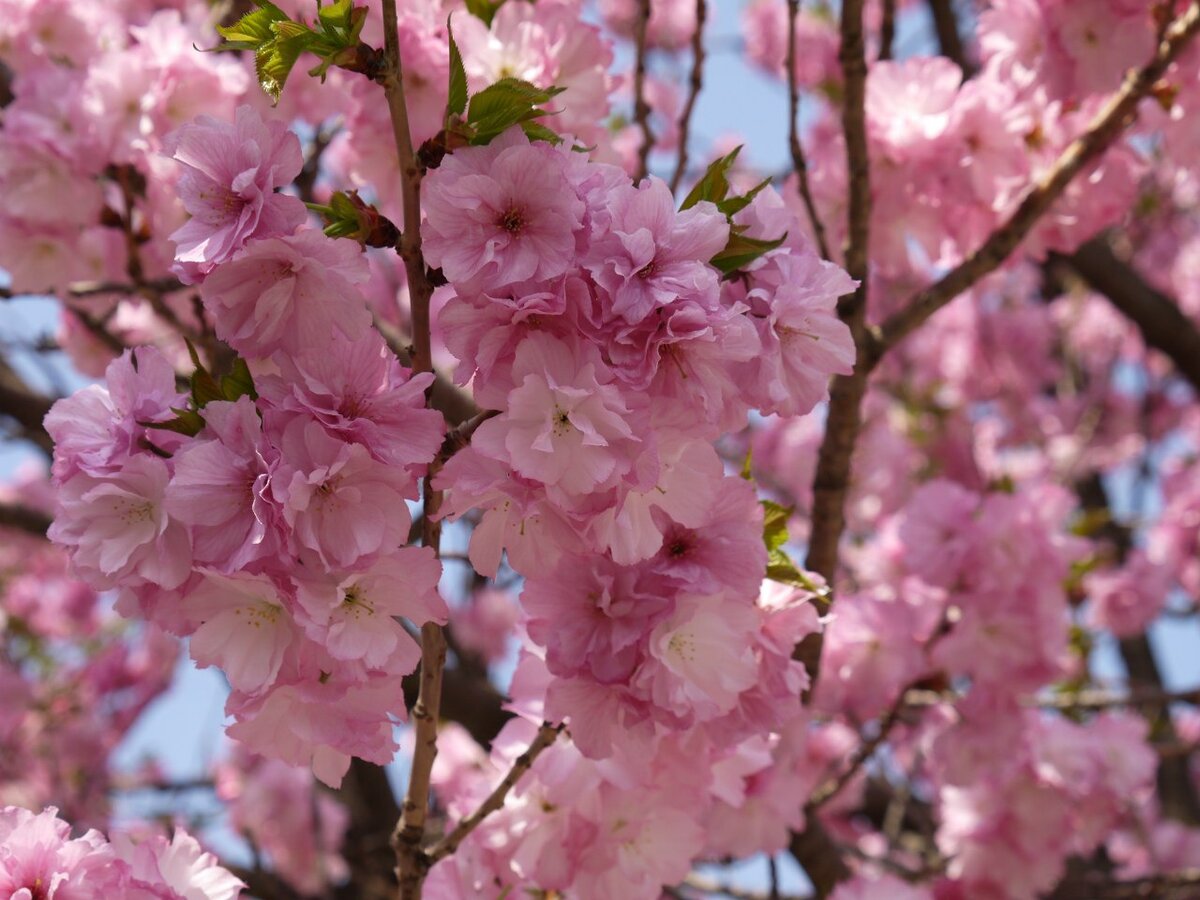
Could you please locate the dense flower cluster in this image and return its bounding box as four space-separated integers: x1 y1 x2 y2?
3 0 1200 898
0 805 243 899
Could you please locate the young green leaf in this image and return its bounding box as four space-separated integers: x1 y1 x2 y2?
467 78 565 145
215 0 290 48
464 0 503 26
680 145 742 211
761 499 793 553
447 20 469 120
710 230 787 277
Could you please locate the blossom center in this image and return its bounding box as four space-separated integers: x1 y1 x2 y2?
498 206 525 234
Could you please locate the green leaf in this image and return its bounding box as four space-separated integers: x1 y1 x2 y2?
143 407 206 438
464 0 503 26
680 146 741 211
761 500 792 553
717 176 772 218
220 357 257 402
446 19 468 119
215 0 290 48
520 121 563 145
740 448 753 480
467 78 565 144
766 549 830 601
256 28 313 103
710 229 787 276
317 0 355 34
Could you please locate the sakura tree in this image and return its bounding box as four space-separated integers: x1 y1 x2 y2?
2 0 1200 898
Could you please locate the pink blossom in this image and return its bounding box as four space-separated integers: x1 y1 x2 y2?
198 230 372 359
50 454 192 590
422 129 585 292
584 178 728 323
255 331 443 469
472 334 638 497
166 105 306 281
165 397 285 573
293 547 446 670
275 418 418 570
180 570 298 694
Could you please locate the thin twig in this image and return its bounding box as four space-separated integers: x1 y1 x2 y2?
668 0 707 194
809 695 905 808
632 0 655 181
902 685 1200 711
875 2 1200 358
426 723 562 864
785 0 832 261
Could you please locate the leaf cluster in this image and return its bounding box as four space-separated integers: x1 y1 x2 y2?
216 0 371 103
145 342 256 438
684 147 786 277
418 20 565 168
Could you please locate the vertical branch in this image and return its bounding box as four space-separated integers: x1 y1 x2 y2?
376 1 446 896
879 0 897 61
786 0 833 261
632 0 655 181
803 0 871 588
927 0 972 74
790 5 872 895
668 0 707 195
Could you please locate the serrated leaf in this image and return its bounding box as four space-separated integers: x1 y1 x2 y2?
711 230 786 276
467 78 565 144
717 176 772 218
766 548 831 600
520 121 562 145
317 0 354 34
256 29 313 103
446 20 468 119
215 0 289 47
680 145 741 211
761 499 792 552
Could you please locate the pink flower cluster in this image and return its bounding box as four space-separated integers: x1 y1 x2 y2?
0 805 243 899
47 108 448 788
417 127 853 894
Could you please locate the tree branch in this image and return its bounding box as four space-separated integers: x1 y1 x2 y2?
0 502 52 537
875 2 1200 358
668 0 707 195
789 4 872 894
879 0 897 61
375 1 450 895
785 0 832 261
927 0 973 74
426 723 562 865
632 0 655 181
1062 235 1200 396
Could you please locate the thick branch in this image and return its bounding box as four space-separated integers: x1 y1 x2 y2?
1064 235 1200 396
632 0 654 180
668 0 707 195
1077 474 1200 826
0 359 54 455
0 502 52 537
785 0 832 261
878 0 896 61
376 1 449 895
876 2 1200 357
